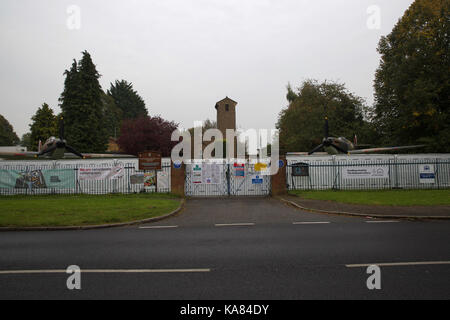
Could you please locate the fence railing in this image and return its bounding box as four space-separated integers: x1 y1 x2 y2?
0 160 171 196
286 159 450 191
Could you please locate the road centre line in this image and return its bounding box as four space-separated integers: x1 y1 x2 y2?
139 225 178 229
215 223 255 227
0 268 211 275
365 220 399 223
346 261 450 268
293 221 330 225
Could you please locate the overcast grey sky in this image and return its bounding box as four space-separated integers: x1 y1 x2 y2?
0 0 414 138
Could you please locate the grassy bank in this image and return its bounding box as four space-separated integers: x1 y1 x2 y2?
288 189 450 206
0 193 181 227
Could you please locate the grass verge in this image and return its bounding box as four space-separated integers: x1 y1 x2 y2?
0 193 181 227
288 189 450 206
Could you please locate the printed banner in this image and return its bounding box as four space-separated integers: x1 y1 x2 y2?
78 166 124 181
0 169 75 189
342 166 389 179
144 172 156 188
419 164 435 184
42 169 76 189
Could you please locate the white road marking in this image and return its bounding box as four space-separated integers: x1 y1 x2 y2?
293 221 330 225
0 268 211 275
365 220 399 223
346 261 450 268
215 223 255 227
139 225 178 229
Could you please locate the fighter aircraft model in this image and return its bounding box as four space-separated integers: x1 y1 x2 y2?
307 114 425 155
0 117 134 159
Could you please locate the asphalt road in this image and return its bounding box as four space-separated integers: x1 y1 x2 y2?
0 198 449 300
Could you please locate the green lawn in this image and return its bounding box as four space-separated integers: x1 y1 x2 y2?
288 189 450 206
0 193 181 227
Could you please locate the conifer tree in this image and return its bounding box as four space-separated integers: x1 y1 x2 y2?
29 103 57 150
59 51 108 152
108 80 148 120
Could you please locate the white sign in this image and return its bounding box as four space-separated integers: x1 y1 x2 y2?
78 166 124 181
343 166 389 179
419 164 435 184
202 163 222 185
192 164 202 184
157 171 169 190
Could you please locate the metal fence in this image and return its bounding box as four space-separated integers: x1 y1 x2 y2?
287 158 450 190
0 159 171 196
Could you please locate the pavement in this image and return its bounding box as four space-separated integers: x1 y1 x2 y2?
0 197 449 300
282 195 450 219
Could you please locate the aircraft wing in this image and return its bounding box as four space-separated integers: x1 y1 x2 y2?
0 151 135 160
0 151 39 159
65 153 136 159
348 145 426 154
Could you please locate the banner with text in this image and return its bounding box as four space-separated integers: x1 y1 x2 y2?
78 166 124 181
342 166 389 179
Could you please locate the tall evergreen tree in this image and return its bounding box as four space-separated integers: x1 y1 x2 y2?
108 80 148 120
101 91 122 139
373 0 449 152
29 103 57 150
59 51 108 152
0 114 19 146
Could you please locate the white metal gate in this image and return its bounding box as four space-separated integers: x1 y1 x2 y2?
185 160 271 197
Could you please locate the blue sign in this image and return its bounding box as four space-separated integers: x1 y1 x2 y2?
420 173 435 179
252 175 263 184
278 160 285 169
173 161 182 169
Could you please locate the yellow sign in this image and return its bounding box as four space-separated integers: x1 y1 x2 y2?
254 163 267 172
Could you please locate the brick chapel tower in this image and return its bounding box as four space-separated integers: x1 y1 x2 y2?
215 97 237 137
215 97 237 158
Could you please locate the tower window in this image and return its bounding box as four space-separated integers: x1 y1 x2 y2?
225 104 229 111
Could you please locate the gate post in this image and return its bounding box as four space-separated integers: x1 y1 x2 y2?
271 157 287 196
171 161 185 197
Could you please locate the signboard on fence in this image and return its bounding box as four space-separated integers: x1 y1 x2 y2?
342 166 389 179
157 171 169 190
144 172 156 188
251 175 264 184
202 163 222 184
130 173 145 185
192 164 202 184
234 163 245 178
138 151 162 171
78 166 124 181
292 163 309 177
419 164 435 184
0 169 75 189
